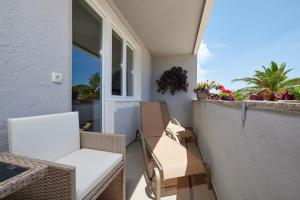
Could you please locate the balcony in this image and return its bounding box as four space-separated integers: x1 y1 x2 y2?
1 0 299 199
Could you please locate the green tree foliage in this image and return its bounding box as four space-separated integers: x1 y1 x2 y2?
232 61 300 100
73 72 101 102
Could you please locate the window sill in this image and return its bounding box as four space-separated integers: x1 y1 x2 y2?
106 96 140 102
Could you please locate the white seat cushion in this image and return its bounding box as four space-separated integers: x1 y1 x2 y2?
55 148 122 200
8 112 80 161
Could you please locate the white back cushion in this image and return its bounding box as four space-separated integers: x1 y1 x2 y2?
8 112 80 161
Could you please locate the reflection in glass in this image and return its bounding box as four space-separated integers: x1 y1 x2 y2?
112 31 123 96
0 162 28 182
126 46 134 96
72 0 102 132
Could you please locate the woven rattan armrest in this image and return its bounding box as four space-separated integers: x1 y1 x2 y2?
4 155 76 200
80 131 126 156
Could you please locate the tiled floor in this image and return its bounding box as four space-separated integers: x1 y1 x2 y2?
126 140 216 200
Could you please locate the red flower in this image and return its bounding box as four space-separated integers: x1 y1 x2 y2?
223 89 233 94
218 85 225 90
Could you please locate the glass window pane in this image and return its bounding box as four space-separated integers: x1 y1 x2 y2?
72 0 102 132
126 46 134 96
112 31 123 96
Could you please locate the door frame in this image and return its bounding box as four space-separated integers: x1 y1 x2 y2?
72 0 107 131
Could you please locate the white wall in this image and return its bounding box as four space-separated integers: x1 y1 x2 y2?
193 101 300 200
0 0 151 149
114 101 140 144
0 0 71 151
141 48 152 100
152 55 197 127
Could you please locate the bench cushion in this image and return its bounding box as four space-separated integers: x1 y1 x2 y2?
55 148 122 200
8 112 80 161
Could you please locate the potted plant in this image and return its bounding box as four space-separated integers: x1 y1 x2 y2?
219 88 234 101
278 88 300 103
156 66 189 95
295 87 300 101
194 81 218 100
208 85 235 101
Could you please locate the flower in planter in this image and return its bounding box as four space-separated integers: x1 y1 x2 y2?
280 90 295 100
294 87 300 100
194 80 218 94
220 89 235 101
249 93 264 101
194 81 235 101
222 89 233 95
215 84 235 101
218 84 225 91
194 80 219 99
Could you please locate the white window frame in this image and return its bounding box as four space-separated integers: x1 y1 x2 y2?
80 0 142 133
111 28 124 97
125 43 136 97
109 24 137 100
77 0 107 131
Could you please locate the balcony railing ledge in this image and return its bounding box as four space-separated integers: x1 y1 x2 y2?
193 99 300 114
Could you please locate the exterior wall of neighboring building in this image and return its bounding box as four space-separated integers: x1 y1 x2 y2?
193 101 300 200
151 55 197 127
0 0 72 151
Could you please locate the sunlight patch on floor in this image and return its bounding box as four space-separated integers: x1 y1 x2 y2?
126 140 215 200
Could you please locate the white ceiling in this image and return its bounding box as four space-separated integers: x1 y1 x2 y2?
112 0 206 56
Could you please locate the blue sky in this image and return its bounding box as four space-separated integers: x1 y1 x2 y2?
72 46 101 86
197 0 300 90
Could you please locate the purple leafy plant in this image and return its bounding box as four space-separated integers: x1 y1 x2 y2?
156 66 189 95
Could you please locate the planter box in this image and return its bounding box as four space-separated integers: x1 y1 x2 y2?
196 92 208 100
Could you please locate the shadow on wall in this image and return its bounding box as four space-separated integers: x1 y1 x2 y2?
157 96 193 127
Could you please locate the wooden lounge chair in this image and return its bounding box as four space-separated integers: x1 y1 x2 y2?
139 102 211 200
7 112 125 200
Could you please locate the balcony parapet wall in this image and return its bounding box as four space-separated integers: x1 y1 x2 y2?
192 100 300 200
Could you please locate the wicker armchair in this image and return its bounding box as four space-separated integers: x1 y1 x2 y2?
6 113 125 200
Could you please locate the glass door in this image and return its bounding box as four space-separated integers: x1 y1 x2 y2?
72 0 103 132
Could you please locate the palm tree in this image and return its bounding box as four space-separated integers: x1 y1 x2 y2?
88 72 100 92
232 61 300 100
73 72 101 102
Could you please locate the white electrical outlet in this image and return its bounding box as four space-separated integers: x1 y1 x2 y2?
52 73 63 83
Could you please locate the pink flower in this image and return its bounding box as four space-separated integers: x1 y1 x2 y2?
218 85 225 90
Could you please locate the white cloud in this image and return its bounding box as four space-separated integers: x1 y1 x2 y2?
198 41 213 65
197 41 216 82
